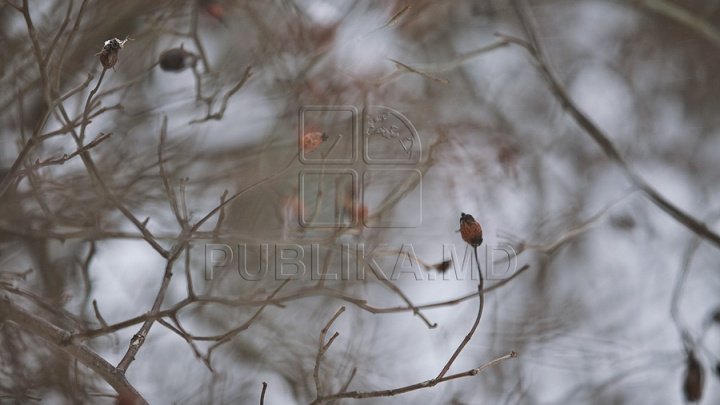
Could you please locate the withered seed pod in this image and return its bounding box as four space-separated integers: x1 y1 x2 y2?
159 47 197 72
98 37 129 69
683 351 704 403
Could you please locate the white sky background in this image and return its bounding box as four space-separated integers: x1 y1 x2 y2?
5 0 720 403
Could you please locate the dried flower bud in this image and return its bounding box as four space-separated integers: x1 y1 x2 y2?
459 212 483 247
683 351 704 403
159 47 196 72
97 37 129 69
302 131 328 154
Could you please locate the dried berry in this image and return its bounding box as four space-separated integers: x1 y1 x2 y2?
301 131 328 154
97 37 129 69
683 351 704 403
711 308 720 324
459 212 483 247
199 0 224 23
159 47 197 72
433 260 452 273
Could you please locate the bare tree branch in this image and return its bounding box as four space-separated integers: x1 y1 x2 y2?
0 297 148 405
498 3 720 251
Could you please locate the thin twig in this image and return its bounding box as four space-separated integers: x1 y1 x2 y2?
435 246 484 379
92 300 109 329
18 132 113 175
260 382 268 405
318 351 517 402
670 210 720 352
190 66 253 124
312 306 346 404
116 254 182 373
636 0 720 48
157 116 185 227
71 266 531 341
212 189 229 238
